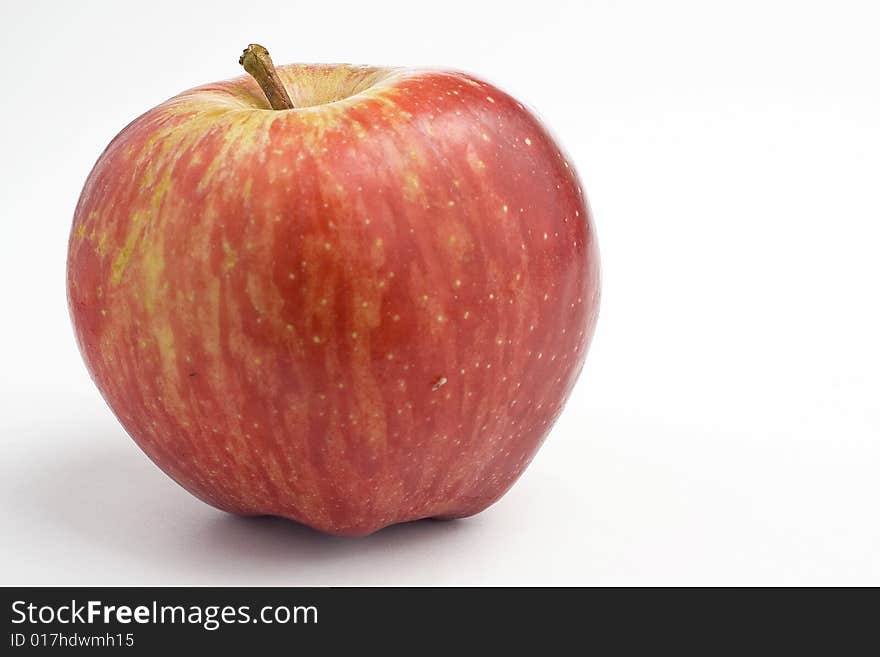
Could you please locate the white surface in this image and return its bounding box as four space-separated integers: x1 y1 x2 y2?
2 0 879 586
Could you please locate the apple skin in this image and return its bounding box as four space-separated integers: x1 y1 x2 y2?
67 63 600 536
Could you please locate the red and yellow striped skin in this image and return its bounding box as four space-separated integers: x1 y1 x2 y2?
67 64 600 536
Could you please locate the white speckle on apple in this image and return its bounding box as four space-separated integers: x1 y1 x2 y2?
524 137 532 145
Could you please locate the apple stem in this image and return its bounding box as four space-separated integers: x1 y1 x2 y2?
239 44 295 110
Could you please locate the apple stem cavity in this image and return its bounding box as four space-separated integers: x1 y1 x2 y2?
239 44 295 110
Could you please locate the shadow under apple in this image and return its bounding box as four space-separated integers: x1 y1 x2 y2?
19 428 473 582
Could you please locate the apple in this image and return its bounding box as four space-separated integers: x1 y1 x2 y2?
67 44 600 536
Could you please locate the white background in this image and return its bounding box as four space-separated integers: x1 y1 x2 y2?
1 0 878 585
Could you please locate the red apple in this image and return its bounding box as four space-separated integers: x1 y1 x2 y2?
67 45 600 536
